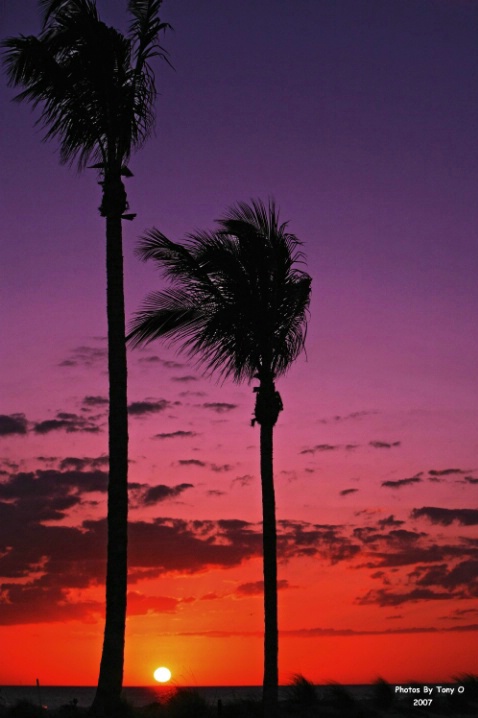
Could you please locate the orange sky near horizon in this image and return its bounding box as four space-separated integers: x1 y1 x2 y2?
0 577 476 687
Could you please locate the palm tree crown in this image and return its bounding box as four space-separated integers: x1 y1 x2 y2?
2 0 170 173
128 199 311 383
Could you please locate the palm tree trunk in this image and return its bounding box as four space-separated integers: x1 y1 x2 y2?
91 210 129 717
260 418 279 718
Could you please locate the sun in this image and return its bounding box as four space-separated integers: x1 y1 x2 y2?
153 666 172 683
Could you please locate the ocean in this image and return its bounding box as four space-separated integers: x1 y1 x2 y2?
0 684 373 711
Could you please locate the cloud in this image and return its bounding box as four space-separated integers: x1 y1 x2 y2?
4 460 476 627
0 490 80 528
370 441 401 449
300 444 339 455
447 607 478 621
300 443 362 454
0 462 23 477
171 375 198 383
34 419 73 434
357 541 474 570
411 507 478 526
126 590 182 616
33 412 101 434
168 623 478 639
356 587 462 607
153 431 198 440
353 525 386 544
0 413 28 436
234 580 290 597
0 583 103 625
284 623 478 637
210 463 233 473
353 526 427 550
348 517 478 604
428 468 467 476
0 509 107 583
199 402 238 413
137 355 162 364
125 518 264 577
137 356 184 369
340 488 358 496
411 560 478 594
177 459 207 468
377 515 405 528
0 467 107 504
318 411 377 424
381 477 421 489
1 512 251 622
141 483 194 505
59 345 107 368
387 529 425 543
123 517 363 575
0 515 264 624
59 456 109 471
232 474 254 487
277 519 361 564
82 395 108 408
128 399 172 416
280 470 298 482
0 465 113 586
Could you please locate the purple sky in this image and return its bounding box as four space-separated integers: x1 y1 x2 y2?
1 0 478 686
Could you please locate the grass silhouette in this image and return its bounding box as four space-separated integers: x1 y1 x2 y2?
1 675 477 717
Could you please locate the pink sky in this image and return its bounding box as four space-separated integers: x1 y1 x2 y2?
1 0 478 686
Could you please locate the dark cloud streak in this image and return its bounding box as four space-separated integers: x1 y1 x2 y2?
411 507 478 526
0 414 28 436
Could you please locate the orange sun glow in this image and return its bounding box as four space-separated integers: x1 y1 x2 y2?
154 666 172 683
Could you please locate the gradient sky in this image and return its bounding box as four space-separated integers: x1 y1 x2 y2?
1 0 478 687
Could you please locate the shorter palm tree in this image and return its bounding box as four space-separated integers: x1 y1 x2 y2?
128 199 311 718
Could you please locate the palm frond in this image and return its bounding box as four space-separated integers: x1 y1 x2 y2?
136 228 226 301
2 34 62 98
128 0 171 65
40 0 98 28
128 288 203 347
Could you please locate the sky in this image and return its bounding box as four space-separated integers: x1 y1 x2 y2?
1 0 478 688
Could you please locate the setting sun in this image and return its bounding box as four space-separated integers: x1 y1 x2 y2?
153 666 172 683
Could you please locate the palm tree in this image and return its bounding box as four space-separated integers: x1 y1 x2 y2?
128 199 311 718
2 2 170 714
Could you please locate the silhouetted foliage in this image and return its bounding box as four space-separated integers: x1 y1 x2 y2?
371 677 394 712
452 674 478 713
286 674 317 707
164 689 211 718
6 702 44 718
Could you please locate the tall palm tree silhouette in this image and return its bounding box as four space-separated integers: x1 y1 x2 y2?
128 199 311 718
2 1 170 713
